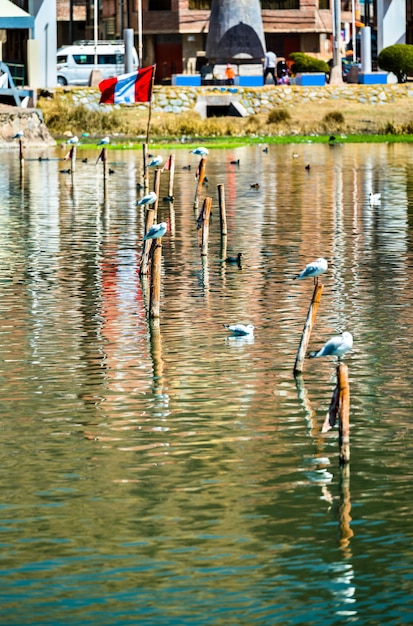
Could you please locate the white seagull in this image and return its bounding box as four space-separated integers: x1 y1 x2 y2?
68 136 79 144
97 136 110 145
148 155 163 168
13 130 24 139
143 222 168 241
224 323 254 336
190 146 209 156
294 258 328 283
137 192 157 206
369 192 381 205
309 331 353 359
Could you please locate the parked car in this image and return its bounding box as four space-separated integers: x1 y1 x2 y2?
56 40 138 86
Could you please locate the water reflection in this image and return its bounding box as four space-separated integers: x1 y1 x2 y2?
0 143 413 624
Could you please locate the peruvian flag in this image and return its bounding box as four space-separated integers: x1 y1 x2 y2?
99 66 155 104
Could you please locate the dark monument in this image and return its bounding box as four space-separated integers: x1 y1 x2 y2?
205 0 266 66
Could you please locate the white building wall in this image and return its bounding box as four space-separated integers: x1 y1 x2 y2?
29 0 57 87
376 0 406 53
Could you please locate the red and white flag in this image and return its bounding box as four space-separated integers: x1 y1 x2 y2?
99 66 155 105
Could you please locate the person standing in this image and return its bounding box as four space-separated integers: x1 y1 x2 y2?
263 50 277 84
225 63 235 85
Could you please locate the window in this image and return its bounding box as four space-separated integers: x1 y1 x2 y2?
73 54 94 65
57 55 68 64
189 0 211 8
98 54 124 65
261 0 300 8
319 0 330 8
148 0 171 9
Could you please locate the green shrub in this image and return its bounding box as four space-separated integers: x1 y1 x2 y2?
323 111 345 125
377 44 413 83
267 108 291 124
289 52 329 75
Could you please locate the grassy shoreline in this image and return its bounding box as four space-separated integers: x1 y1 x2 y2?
65 133 413 150
40 86 413 148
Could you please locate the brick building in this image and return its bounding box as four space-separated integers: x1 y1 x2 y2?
56 1 360 82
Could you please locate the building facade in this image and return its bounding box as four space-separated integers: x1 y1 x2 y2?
2 1 409 89
1 0 56 87
57 0 359 82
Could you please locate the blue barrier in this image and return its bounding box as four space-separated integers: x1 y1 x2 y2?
238 76 264 87
358 72 388 85
172 75 201 86
295 73 326 86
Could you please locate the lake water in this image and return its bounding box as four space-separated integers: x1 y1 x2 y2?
0 142 412 625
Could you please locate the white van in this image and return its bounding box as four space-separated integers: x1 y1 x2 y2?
56 40 139 86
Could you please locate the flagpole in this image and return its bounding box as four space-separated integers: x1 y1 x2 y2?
93 0 98 70
146 64 156 144
137 0 143 67
351 0 356 63
144 65 156 192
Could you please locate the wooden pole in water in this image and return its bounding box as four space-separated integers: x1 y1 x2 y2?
198 196 212 257
338 463 353 555
19 137 24 163
323 362 351 465
293 283 323 375
149 317 164 388
167 153 175 200
143 143 149 192
218 183 227 237
220 230 228 264
193 157 207 210
153 167 161 220
140 207 155 276
100 147 108 180
149 239 162 319
70 145 76 173
140 274 150 312
338 363 350 465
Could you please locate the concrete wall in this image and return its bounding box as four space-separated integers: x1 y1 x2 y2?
0 108 56 147
29 0 57 88
377 0 406 53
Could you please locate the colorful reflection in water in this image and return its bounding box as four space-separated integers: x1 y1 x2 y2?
0 143 412 624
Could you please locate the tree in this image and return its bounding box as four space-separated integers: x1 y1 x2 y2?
377 44 413 83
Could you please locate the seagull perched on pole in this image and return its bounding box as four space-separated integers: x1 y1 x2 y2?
13 130 24 139
223 323 254 336
143 222 168 241
68 136 79 145
294 258 328 284
137 192 157 206
190 146 209 156
97 136 110 145
148 155 163 168
309 332 353 360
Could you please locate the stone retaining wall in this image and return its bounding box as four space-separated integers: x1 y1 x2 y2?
63 83 413 117
0 106 56 147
